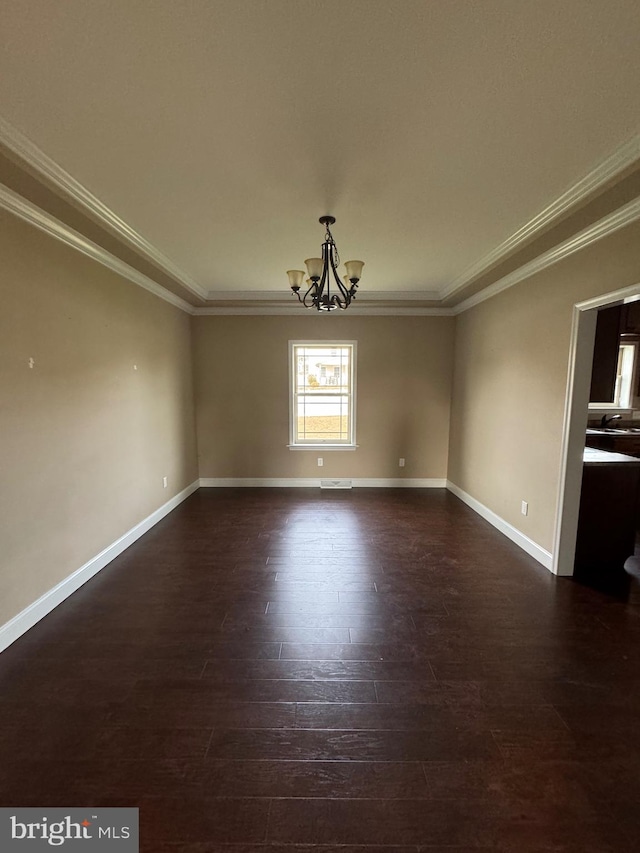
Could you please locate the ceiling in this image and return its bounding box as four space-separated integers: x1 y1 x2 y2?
1 0 640 311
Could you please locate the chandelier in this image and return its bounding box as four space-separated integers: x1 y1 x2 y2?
287 216 364 311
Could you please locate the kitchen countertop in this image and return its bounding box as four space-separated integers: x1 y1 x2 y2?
586 427 640 435
583 447 640 465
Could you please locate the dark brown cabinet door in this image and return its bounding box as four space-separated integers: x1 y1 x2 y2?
589 304 622 403
575 461 640 575
622 300 640 333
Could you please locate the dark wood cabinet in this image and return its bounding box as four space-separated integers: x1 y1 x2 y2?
589 304 622 403
575 448 640 577
621 300 640 334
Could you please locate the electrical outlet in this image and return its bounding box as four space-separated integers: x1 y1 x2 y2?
399 458 405 467
317 458 323 467
163 476 168 488
521 500 528 516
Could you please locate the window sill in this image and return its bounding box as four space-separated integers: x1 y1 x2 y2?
288 444 358 451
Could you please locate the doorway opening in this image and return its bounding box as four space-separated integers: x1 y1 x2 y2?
553 281 640 576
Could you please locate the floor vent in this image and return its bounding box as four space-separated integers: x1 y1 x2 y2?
320 479 353 489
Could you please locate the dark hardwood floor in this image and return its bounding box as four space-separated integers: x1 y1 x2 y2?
2 487 640 851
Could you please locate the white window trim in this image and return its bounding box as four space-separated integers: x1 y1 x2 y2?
589 341 637 411
288 340 357 449
287 444 359 451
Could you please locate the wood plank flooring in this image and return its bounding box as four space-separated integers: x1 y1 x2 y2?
2 487 640 851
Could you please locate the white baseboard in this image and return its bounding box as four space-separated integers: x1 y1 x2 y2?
354 478 447 488
446 480 553 571
199 477 447 488
0 480 200 654
199 477 318 488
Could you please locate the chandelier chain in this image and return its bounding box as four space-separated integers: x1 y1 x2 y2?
325 222 340 268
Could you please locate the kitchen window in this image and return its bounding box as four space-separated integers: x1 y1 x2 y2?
590 341 637 410
288 341 356 448
614 342 636 408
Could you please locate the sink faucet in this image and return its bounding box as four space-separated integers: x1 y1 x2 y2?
601 414 623 427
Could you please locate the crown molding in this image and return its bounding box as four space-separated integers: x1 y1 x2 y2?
200 288 448 315
453 195 640 315
206 289 442 302
0 183 451 317
0 116 207 302
443 134 640 301
4 175 638 320
3 113 638 319
194 305 454 316
0 183 196 315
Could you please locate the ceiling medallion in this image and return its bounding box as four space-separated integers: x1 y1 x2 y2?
287 216 364 311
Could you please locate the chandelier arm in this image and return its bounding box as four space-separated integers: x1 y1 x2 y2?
320 241 331 292
301 280 318 309
315 240 331 310
329 244 351 308
302 294 316 309
330 259 350 300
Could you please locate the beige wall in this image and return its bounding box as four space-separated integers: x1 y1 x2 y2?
193 315 455 481
5 202 639 633
448 220 640 554
0 212 198 625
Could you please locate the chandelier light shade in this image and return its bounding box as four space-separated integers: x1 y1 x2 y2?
287 216 364 311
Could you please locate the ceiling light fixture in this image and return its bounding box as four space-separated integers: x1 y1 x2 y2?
287 216 364 311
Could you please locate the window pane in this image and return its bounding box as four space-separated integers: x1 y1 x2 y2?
615 343 635 407
295 346 351 394
292 343 354 443
297 394 350 441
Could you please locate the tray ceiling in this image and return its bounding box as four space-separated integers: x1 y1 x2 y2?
1 0 640 309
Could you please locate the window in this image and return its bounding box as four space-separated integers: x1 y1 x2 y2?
289 341 356 447
589 341 637 410
614 342 636 407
